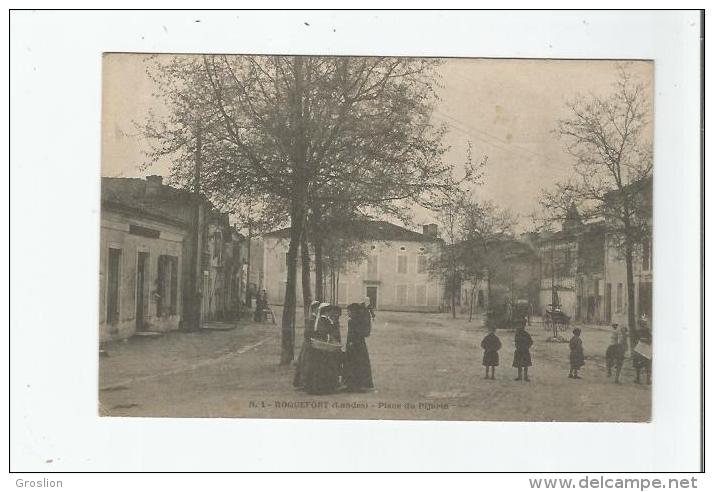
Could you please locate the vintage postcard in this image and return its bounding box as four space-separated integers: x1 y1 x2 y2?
99 54 653 421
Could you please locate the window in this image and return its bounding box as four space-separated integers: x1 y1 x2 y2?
157 255 179 316
367 254 378 275
212 231 222 260
417 254 427 274
396 285 408 306
616 283 623 313
397 254 408 274
106 248 122 324
415 284 427 305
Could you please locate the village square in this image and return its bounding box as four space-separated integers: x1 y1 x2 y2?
98 55 653 421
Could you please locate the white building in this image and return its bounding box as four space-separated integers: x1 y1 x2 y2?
262 221 444 312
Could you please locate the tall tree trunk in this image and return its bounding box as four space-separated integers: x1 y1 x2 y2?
301 235 312 328
624 238 638 349
314 238 324 301
336 270 340 305
622 205 638 350
451 274 457 319
281 215 302 365
280 55 307 365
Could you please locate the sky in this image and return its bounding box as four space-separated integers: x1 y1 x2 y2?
101 55 653 232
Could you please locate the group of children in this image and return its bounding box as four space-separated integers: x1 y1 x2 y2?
479 317 652 383
478 321 590 382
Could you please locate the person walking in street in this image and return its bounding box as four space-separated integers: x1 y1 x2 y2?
293 300 320 389
605 323 628 383
512 320 533 382
363 296 376 320
342 303 374 392
480 325 502 380
568 328 585 379
303 304 342 395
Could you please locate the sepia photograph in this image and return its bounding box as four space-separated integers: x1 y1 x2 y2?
10 7 704 475
98 54 654 422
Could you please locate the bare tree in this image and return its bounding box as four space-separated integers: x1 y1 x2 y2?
141 54 468 364
460 201 518 321
538 64 652 342
428 144 487 318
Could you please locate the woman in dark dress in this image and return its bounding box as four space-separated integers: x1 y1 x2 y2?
343 303 374 391
481 325 502 380
293 300 320 388
568 328 585 379
512 323 533 382
304 304 342 395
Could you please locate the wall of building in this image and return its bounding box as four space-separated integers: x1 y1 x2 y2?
537 238 578 317
262 237 443 312
604 236 653 327
99 209 187 341
536 228 607 324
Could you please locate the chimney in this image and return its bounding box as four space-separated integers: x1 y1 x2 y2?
145 175 163 195
423 223 438 238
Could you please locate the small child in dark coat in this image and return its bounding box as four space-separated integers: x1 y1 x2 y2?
568 328 585 379
512 323 534 382
480 326 502 380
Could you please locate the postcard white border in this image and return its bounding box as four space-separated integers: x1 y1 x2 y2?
9 9 702 472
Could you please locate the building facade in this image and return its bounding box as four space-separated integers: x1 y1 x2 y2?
99 202 188 341
262 221 443 312
534 207 607 324
602 177 653 327
99 176 245 341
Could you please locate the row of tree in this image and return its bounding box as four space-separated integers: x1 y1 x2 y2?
140 55 480 364
430 64 653 342
140 56 652 360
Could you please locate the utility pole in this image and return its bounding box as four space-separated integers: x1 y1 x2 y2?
191 120 204 331
245 219 252 307
551 241 557 309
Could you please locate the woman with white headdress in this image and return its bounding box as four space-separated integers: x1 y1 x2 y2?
293 301 321 388
304 303 342 395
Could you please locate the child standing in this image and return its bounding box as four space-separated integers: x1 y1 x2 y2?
605 323 628 383
512 323 534 382
568 328 585 379
480 326 502 380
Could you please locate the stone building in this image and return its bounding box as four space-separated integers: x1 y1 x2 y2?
99 176 244 341
262 221 443 312
202 212 249 322
534 206 607 323
603 176 653 327
99 186 188 340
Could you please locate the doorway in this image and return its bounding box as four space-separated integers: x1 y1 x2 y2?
136 252 149 331
366 286 378 310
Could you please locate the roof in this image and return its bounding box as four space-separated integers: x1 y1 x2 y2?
604 175 653 209
263 220 441 243
101 177 206 227
535 220 606 244
454 236 537 260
